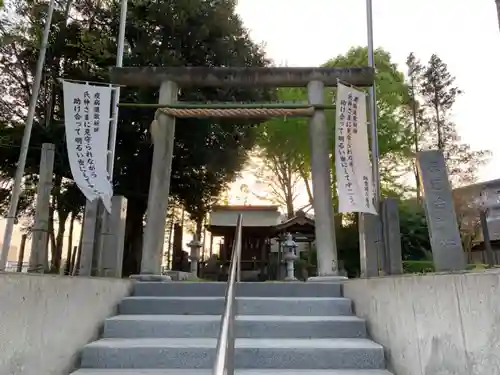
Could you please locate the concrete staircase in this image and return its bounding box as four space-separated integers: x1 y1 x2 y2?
72 282 393 375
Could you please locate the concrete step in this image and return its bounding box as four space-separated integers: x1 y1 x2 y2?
133 282 342 298
80 338 385 370
103 315 367 339
118 297 352 316
72 369 394 375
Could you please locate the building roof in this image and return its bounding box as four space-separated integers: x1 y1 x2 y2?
272 210 315 236
211 205 280 212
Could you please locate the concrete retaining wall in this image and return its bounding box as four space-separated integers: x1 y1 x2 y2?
0 273 132 375
344 271 500 375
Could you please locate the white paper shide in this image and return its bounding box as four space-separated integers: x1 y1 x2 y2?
335 83 377 215
63 81 113 212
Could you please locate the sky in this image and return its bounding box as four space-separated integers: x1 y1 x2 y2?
235 0 500 183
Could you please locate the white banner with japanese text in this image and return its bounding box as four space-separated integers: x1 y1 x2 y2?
335 83 377 215
63 81 113 213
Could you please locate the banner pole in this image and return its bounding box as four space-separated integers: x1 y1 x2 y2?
0 0 57 271
107 0 128 176
94 0 128 277
357 0 385 277
366 0 380 203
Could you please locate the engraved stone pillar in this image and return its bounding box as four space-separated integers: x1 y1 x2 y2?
417 150 465 271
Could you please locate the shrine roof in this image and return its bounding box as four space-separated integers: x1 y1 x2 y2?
272 210 315 235
211 205 280 212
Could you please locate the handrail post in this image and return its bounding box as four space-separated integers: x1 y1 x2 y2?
227 300 235 375
236 216 241 283
213 214 243 375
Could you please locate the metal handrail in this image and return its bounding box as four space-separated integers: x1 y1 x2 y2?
213 214 242 375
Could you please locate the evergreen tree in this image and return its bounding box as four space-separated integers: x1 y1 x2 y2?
418 54 490 186
406 52 425 200
420 54 462 150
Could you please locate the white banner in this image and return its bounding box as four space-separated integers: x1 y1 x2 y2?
63 81 113 213
335 83 377 215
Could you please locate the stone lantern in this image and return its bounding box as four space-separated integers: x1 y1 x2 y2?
187 236 202 278
283 233 298 281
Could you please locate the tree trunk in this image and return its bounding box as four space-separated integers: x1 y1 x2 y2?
166 217 175 269
202 216 207 263
299 166 314 206
64 211 75 275
52 211 68 272
285 185 294 219
434 92 443 150
72 229 84 276
195 217 204 275
410 82 421 202
196 218 203 241
123 198 147 276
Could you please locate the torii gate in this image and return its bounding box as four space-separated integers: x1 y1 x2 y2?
109 66 375 280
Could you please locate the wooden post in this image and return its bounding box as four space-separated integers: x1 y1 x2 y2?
72 246 81 276
79 199 99 276
138 80 178 278
381 198 403 275
28 143 55 273
100 196 128 277
69 245 78 275
359 213 380 277
16 234 27 272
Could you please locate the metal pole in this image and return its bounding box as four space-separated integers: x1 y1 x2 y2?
495 0 500 33
0 0 57 271
95 0 128 276
107 0 128 176
366 0 380 203
358 0 385 277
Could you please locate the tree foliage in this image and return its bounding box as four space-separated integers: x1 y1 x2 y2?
252 88 311 217
253 48 488 274
407 53 491 187
324 47 414 194
0 0 270 274
255 47 415 215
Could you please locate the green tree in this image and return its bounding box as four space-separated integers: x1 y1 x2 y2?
398 200 431 261
420 54 461 151
0 0 270 274
406 52 426 201
418 53 490 186
252 88 311 217
323 47 415 194
253 47 415 218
